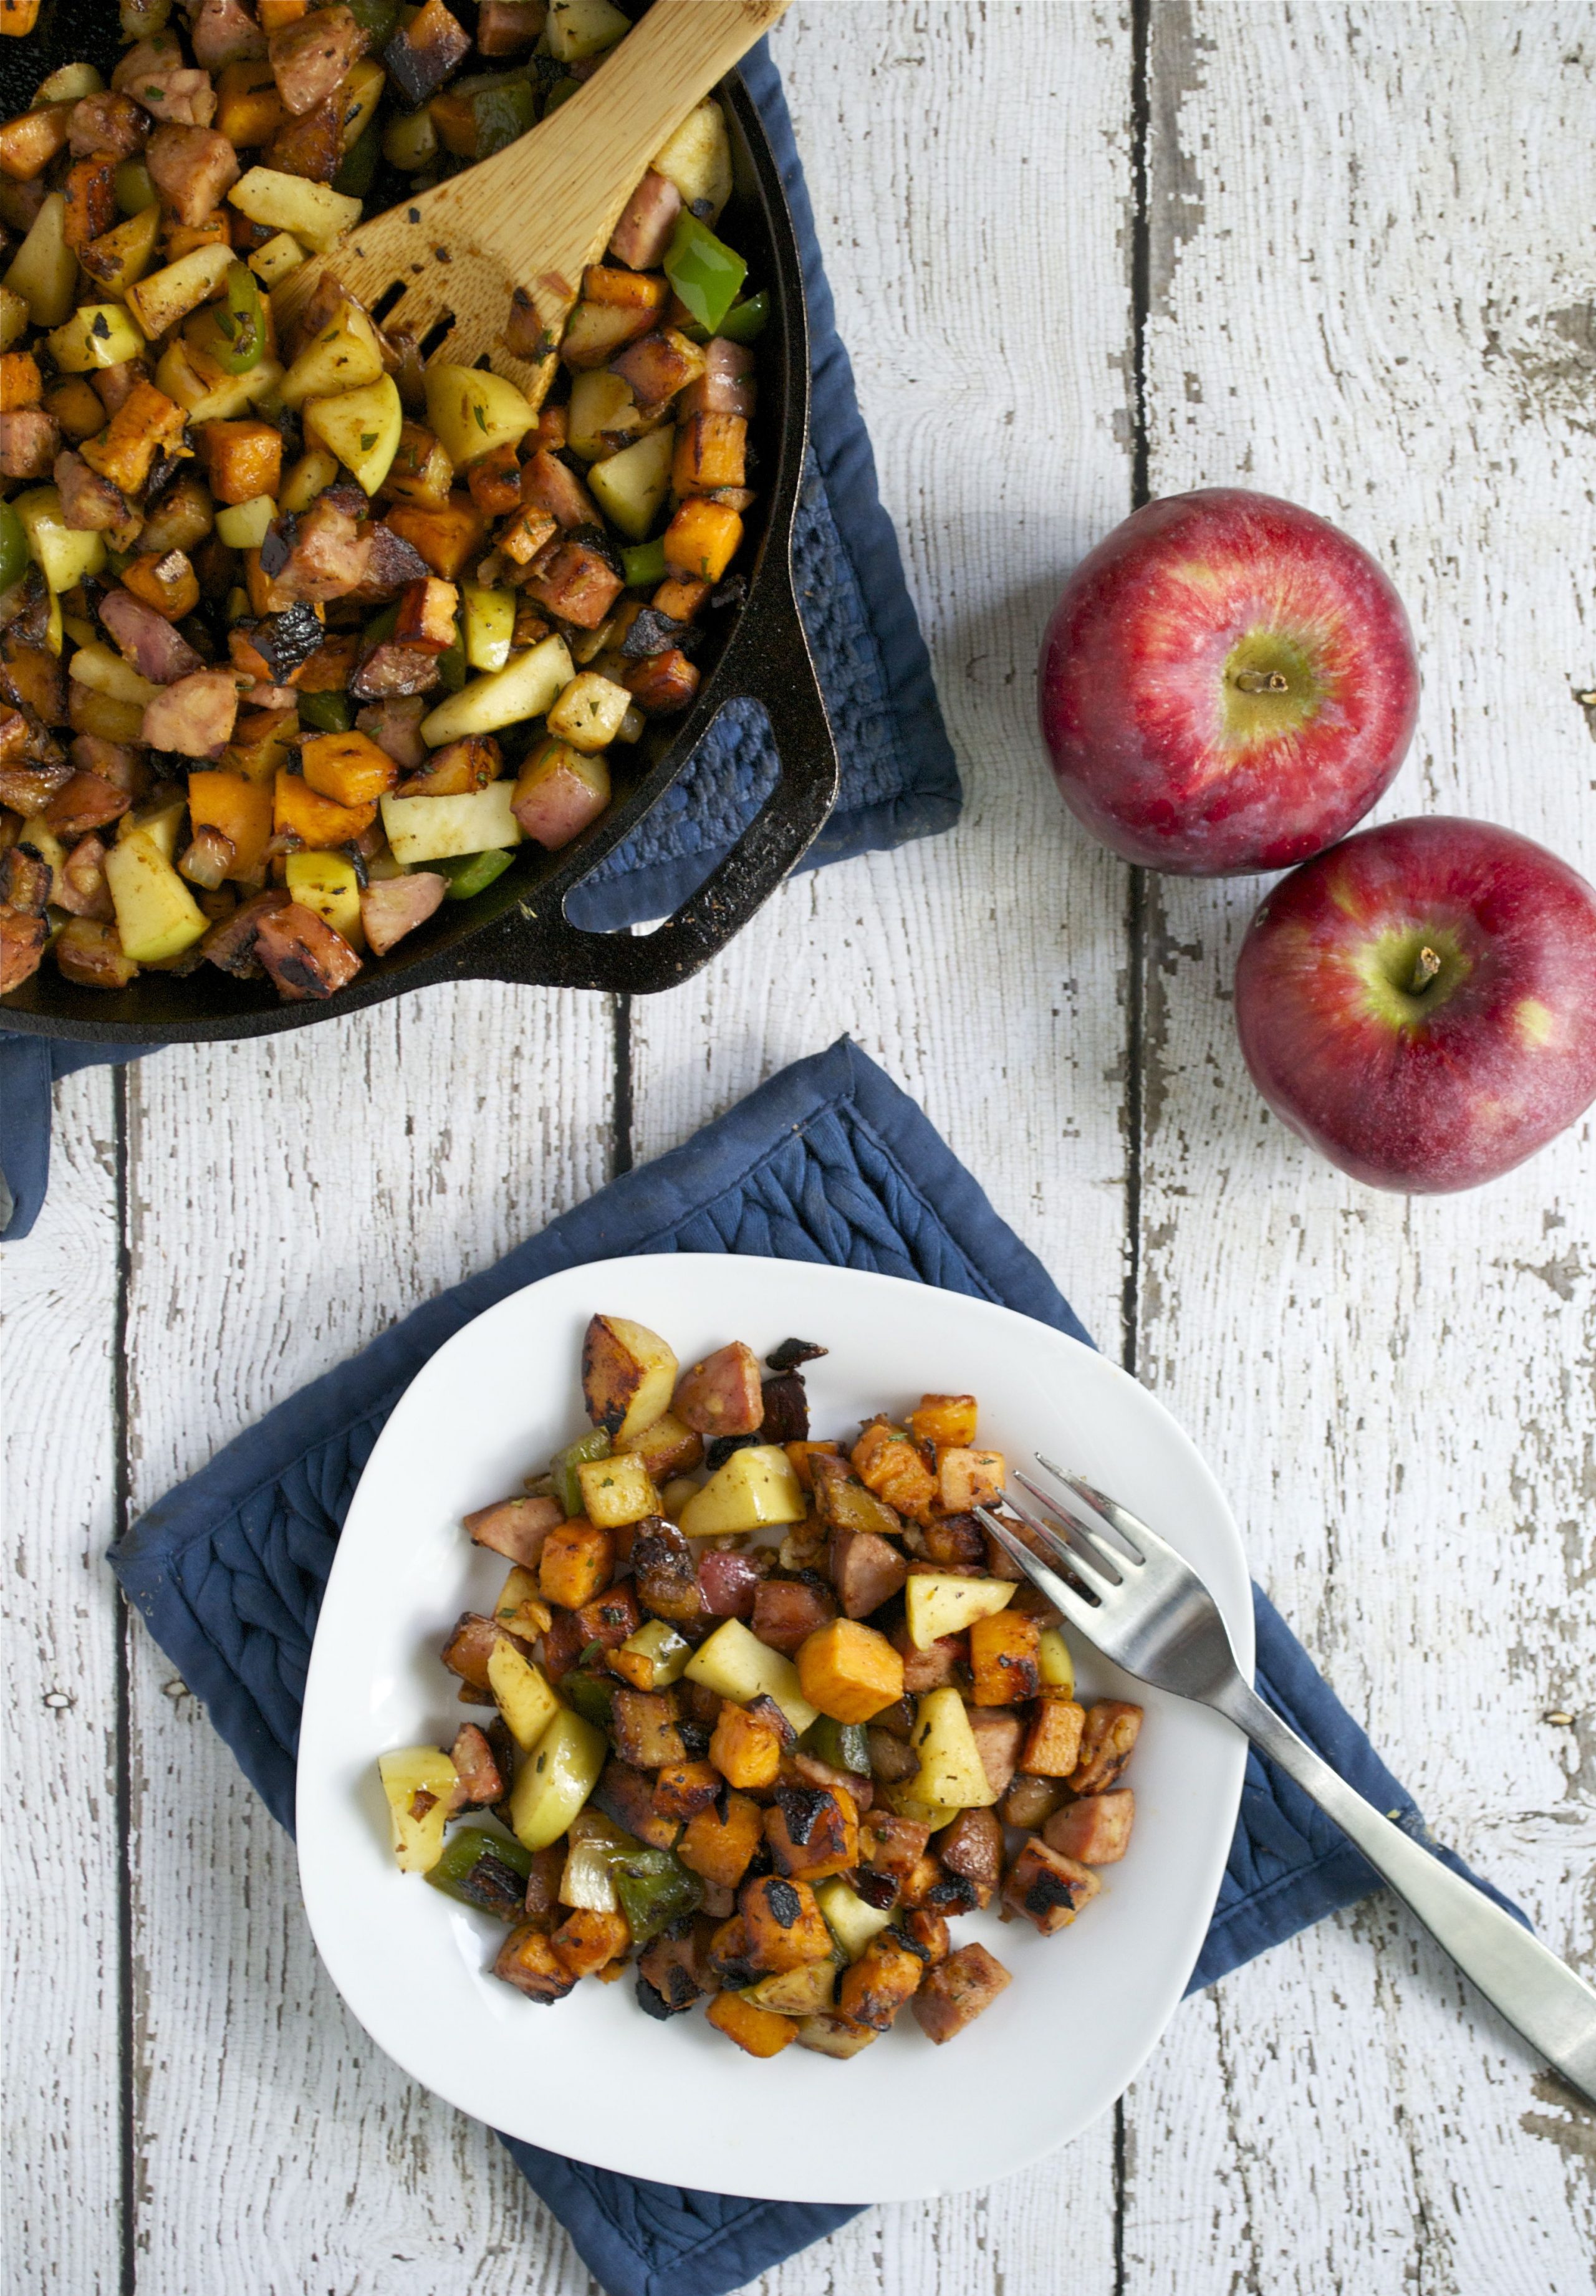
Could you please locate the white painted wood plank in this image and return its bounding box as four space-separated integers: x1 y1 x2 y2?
120 987 615 2296
1 1069 123 2296
1123 6 1596 2292
633 7 1138 2290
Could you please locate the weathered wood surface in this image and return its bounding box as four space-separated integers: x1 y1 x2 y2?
4 6 1592 2294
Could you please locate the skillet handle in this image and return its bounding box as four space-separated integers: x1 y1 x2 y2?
463 565 839 995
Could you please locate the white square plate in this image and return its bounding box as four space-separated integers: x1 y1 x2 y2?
296 1254 1251 2202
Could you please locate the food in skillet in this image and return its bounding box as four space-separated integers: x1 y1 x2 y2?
378 1319 1145 2059
0 1 766 1004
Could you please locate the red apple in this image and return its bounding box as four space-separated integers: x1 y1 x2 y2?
1039 489 1420 873
1234 817 1596 1192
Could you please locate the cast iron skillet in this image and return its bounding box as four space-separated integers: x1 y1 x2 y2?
1 8 839 1043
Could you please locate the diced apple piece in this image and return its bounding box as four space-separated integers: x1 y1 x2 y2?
650 97 733 225
279 299 386 410
580 1313 678 1443
2 193 77 327
678 1444 807 1538
125 244 234 339
575 1451 659 1530
486 1639 560 1751
377 1744 459 1872
507 1704 607 1852
12 484 107 593
1037 1626 1075 1694
814 1876 894 1962
461 582 515 672
546 0 631 62
304 373 402 496
103 829 208 964
46 301 145 373
908 1686 998 1810
378 782 522 867
284 848 363 949
423 361 536 468
418 632 574 746
685 1618 818 1736
903 1573 1016 1651
586 425 674 542
546 670 630 754
229 166 362 252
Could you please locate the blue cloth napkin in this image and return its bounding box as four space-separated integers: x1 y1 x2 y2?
110 1037 1524 2296
0 41 961 1243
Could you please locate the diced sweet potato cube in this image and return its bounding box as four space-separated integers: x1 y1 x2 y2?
383 421 453 504
571 1580 642 1651
622 646 699 716
466 439 523 516
1019 1696 1085 1779
709 1699 784 1791
836 1931 926 2031
121 549 201 622
1044 1788 1135 1865
610 1687 687 1770
909 1394 979 1449
852 1421 938 1525
272 769 376 847
662 497 741 585
903 1906 949 1962
705 1989 796 2058
1070 1700 1144 1794
796 1618 904 1723
968 1609 1041 1706
739 1873 833 1972
551 1906 630 1980
677 1789 762 1891
393 575 460 654
199 418 282 506
381 492 488 581
440 1610 506 1690
79 378 187 496
651 574 709 624
395 732 500 799
1004 1836 1101 1934
673 1342 764 1436
538 1515 614 1609
215 57 284 147
672 412 747 497
938 1448 1005 1513
582 264 669 314
1 352 41 410
464 1493 564 1568
494 1922 575 2001
911 1940 1011 2044
652 1759 723 1822
763 1783 858 1881
299 729 398 807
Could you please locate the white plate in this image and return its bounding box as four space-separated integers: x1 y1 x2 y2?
297 1254 1251 2203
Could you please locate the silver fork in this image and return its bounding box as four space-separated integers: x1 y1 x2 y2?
975 1461 1596 2107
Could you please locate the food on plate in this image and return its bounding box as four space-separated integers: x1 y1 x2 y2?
0 6 767 1005
377 1318 1146 2060
1037 488 1419 874
1234 817 1596 1192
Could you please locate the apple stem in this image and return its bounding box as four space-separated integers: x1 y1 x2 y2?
1233 670 1290 694
1410 946 1442 994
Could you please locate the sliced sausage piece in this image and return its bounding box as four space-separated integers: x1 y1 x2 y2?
140 668 238 759
41 771 130 839
201 888 290 977
69 92 148 159
463 1493 564 1568
278 497 372 603
349 640 441 699
145 123 239 229
190 0 267 70
252 900 362 1001
0 845 51 914
910 1941 1012 2044
608 168 683 270
751 1576 836 1654
934 1807 1004 1909
1044 1788 1135 1865
355 695 428 771
678 337 756 420
360 870 446 957
674 1340 764 1436
829 1528 907 1621
57 833 114 920
1002 1835 1101 1935
446 1722 505 1810
0 905 47 992
519 448 597 533
54 451 132 534
0 412 60 481
99 588 203 684
112 41 217 128
268 4 363 115
967 1708 1024 1803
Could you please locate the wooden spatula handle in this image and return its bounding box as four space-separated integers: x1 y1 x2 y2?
472 0 789 289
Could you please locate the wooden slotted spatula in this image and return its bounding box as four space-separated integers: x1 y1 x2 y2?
281 0 789 408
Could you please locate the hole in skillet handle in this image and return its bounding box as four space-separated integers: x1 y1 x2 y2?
456 567 839 994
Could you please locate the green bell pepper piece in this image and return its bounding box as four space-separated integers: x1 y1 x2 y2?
345 0 400 46
296 689 354 734
560 1655 617 1729
0 501 29 597
438 847 516 901
550 1428 610 1517
360 601 400 649
800 1716 870 1775
437 624 467 691
663 214 747 337
473 79 537 158
620 537 668 588
210 261 267 374
542 75 582 115
425 1827 533 1918
612 1847 704 1948
716 291 769 345
333 122 380 200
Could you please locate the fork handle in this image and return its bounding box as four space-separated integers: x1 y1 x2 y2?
1213 1676 1596 2106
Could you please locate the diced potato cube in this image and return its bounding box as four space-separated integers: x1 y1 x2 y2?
689 1619 817 1736
630 1411 703 1481
125 244 234 339
3 194 77 329
677 1444 806 1537
796 1618 905 1724
377 1744 458 1873
546 0 631 61
575 1451 659 1529
796 2012 880 2058
493 1564 552 1642
487 1637 561 1751
908 1687 998 1810
546 669 631 753
580 1312 678 1443
903 1573 1014 1650
12 485 107 593
248 231 305 288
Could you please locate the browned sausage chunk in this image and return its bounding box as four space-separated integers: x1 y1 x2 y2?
934 1807 1004 1909
910 1941 1012 2044
1044 1787 1135 1865
1070 1700 1143 1794
1002 1835 1102 1935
